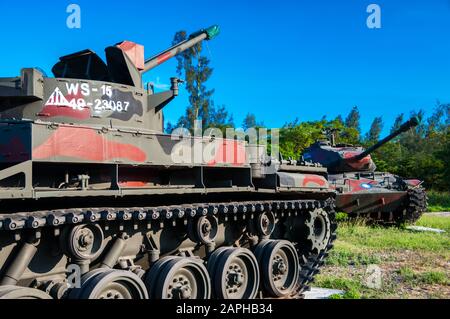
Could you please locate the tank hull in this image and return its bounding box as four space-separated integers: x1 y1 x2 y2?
331 172 427 224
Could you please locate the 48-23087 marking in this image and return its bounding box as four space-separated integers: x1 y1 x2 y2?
93 99 130 113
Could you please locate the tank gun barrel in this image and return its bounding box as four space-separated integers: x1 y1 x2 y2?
352 116 420 161
142 25 220 73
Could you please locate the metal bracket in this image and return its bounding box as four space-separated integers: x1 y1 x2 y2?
0 161 34 198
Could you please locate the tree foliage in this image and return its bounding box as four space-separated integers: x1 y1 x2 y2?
365 117 383 143
242 113 264 130
391 113 404 133
170 31 233 133
173 31 221 131
345 106 361 137
208 104 234 133
280 119 325 159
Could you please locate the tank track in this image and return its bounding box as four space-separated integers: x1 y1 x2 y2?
394 187 428 225
0 198 337 299
295 207 337 297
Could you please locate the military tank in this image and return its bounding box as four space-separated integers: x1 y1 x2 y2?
0 25 337 299
303 117 427 225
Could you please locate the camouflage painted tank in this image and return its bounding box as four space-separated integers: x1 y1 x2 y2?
0 26 337 299
303 117 427 225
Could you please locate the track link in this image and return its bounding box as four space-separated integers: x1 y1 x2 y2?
396 187 428 225
296 204 337 296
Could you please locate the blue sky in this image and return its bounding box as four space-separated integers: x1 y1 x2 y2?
1 0 449 135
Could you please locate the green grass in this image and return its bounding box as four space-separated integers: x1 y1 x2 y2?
326 241 381 266
314 276 364 299
428 205 450 212
314 272 399 299
397 267 449 285
397 266 416 283
336 220 450 254
427 191 450 212
420 271 448 285
316 214 450 299
335 212 349 222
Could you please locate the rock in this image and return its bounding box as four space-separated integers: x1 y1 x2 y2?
303 287 344 299
406 226 446 233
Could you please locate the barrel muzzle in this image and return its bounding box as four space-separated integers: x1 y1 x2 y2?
204 25 221 40
189 25 220 40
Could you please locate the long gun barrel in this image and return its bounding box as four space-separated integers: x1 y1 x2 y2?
350 117 420 161
142 25 220 73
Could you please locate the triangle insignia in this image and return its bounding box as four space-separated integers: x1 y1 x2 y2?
45 87 71 107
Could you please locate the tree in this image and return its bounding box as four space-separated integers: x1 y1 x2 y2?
345 106 361 133
411 109 426 138
173 30 215 130
433 130 450 190
365 117 383 143
368 106 449 191
343 106 361 143
335 115 344 125
279 120 327 160
242 113 264 130
322 115 357 145
427 102 449 135
391 113 404 133
208 104 234 133
165 121 175 134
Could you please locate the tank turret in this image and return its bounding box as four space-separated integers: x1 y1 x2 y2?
52 25 220 88
0 25 220 132
303 117 419 173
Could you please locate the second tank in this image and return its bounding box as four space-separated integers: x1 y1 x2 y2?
303 117 427 225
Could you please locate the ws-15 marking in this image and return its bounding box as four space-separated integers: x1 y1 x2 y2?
46 82 132 113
